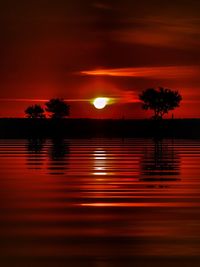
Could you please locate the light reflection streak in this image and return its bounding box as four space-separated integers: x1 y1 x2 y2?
94 157 106 160
95 167 105 171
93 149 108 177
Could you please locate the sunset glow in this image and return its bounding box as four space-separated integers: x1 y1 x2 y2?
0 1 199 118
1 1 200 266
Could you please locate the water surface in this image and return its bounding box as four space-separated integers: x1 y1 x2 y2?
0 138 200 266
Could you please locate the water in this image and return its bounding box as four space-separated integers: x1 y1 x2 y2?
0 138 200 267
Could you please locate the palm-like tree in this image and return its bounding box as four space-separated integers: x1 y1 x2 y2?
139 87 182 119
45 98 70 118
25 104 45 118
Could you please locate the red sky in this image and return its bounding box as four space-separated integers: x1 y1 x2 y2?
0 0 200 118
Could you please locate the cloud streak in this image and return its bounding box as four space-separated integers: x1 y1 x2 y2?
112 16 200 49
0 98 92 102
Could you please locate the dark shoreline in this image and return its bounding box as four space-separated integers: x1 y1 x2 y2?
0 118 199 139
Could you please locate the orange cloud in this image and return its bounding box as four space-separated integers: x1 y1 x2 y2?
81 66 200 79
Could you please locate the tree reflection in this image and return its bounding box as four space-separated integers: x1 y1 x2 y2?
48 139 70 175
26 138 45 169
140 138 180 186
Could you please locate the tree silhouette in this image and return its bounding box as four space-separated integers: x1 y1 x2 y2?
139 87 182 119
45 98 70 118
25 104 45 118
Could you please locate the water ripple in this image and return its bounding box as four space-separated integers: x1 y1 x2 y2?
0 138 200 266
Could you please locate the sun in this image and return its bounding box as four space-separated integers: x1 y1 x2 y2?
93 97 109 109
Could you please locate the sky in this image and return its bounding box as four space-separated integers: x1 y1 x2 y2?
0 0 200 118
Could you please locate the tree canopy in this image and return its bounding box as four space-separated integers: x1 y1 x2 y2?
45 98 70 118
25 104 45 118
139 87 182 119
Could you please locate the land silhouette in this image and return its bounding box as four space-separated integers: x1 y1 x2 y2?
0 118 199 138
0 88 198 138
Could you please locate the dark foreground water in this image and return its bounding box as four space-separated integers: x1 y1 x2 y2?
0 138 200 267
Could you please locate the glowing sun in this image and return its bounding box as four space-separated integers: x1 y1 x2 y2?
93 97 109 109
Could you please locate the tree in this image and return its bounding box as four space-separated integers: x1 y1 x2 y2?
45 98 70 118
25 104 45 118
139 87 182 119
